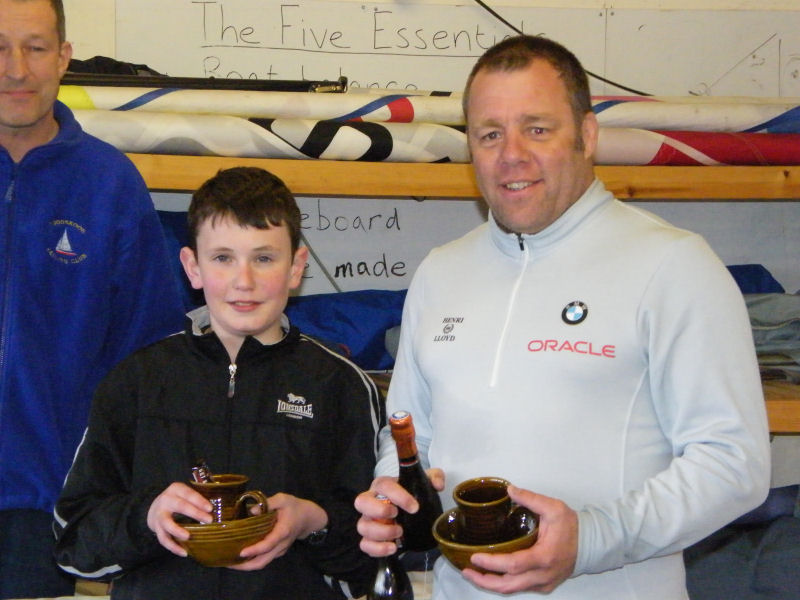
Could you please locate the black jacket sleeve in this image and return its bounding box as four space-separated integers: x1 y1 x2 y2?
297 355 385 598
54 357 169 580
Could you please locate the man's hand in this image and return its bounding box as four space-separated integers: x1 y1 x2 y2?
354 469 445 557
462 485 578 595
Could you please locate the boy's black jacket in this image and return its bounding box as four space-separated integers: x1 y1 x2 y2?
55 312 383 600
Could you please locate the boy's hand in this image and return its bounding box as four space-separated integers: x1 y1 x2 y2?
147 482 213 556
231 493 327 571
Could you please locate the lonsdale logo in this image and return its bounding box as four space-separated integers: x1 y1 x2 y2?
276 393 314 420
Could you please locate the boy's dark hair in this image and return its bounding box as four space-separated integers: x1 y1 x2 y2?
187 167 302 253
463 35 592 149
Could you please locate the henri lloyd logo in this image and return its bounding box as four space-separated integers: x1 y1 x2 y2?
276 393 314 420
433 317 463 342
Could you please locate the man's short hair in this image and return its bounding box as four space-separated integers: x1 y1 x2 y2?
26 0 66 43
187 167 302 254
463 35 592 136
50 0 66 43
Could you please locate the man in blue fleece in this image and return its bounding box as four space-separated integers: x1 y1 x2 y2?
0 1 184 597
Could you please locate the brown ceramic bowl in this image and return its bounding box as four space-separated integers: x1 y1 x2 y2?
178 510 277 567
432 506 538 574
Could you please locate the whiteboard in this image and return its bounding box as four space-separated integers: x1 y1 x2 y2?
294 196 485 294
116 1 800 96
605 10 800 97
154 193 487 296
116 1 604 93
155 192 800 295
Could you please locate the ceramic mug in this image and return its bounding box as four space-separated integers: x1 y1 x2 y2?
453 476 520 545
189 473 269 522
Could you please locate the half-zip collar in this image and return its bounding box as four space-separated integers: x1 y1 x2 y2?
485 178 613 387
184 305 296 363
183 305 300 451
186 305 292 344
488 178 614 259
489 235 529 387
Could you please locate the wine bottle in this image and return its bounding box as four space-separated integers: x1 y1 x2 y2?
389 410 443 552
367 495 414 600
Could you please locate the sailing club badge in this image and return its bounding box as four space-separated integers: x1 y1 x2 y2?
47 219 88 265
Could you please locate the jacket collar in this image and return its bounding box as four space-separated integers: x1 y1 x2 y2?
184 305 298 361
51 100 83 146
0 101 83 165
488 178 614 258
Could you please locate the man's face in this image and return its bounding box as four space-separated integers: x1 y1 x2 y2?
0 0 71 141
180 216 308 355
466 59 598 235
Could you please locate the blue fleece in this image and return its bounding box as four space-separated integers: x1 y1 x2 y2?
0 101 185 513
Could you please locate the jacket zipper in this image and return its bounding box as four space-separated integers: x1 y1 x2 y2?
0 166 17 397
224 362 237 474
227 363 237 398
4 178 14 203
489 234 529 387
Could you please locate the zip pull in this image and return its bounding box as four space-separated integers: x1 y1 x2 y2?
5 164 17 203
516 232 525 251
227 363 237 398
4 179 15 203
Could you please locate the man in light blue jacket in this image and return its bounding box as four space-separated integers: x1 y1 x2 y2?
355 34 770 600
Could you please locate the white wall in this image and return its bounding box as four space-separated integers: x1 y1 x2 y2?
63 0 114 58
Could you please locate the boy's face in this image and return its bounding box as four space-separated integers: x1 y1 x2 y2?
180 216 307 353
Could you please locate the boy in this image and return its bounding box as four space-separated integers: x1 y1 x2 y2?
54 167 383 599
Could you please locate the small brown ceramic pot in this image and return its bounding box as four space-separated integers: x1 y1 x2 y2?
189 473 268 523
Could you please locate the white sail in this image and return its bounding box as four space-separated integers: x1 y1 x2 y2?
56 229 75 255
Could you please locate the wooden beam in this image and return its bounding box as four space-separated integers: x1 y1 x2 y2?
128 154 800 200
599 165 800 201
764 380 800 434
127 154 480 198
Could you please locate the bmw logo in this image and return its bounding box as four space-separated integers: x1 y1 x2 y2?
562 301 588 325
